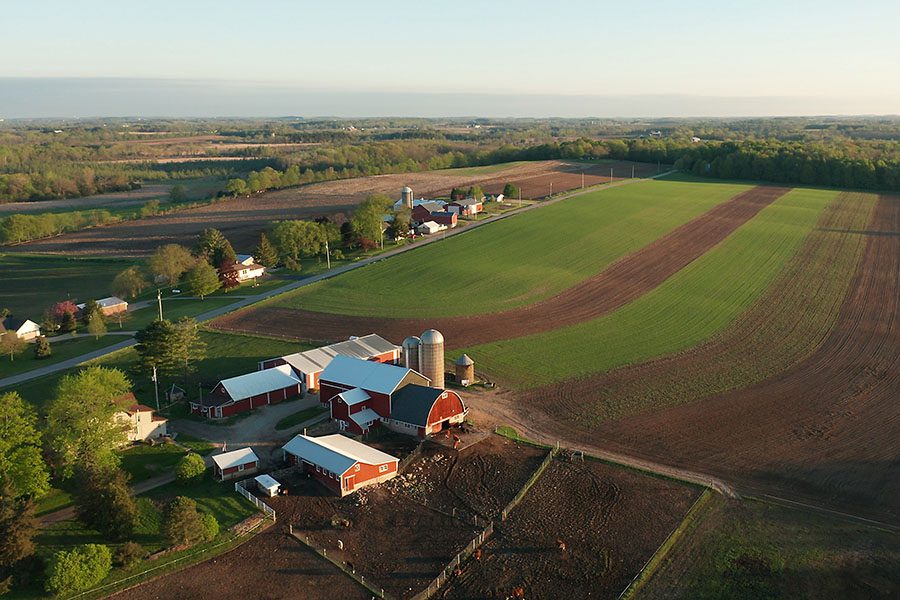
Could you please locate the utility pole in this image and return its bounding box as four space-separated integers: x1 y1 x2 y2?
610 167 614 183
151 365 160 411
549 182 553 197
325 238 331 270
632 165 635 179
157 289 163 321
582 171 585 189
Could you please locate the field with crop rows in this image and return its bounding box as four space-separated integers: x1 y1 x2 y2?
463 187 837 386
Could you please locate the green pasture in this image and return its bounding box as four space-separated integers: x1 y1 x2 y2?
0 335 122 380
463 187 838 386
0 253 132 319
277 179 751 318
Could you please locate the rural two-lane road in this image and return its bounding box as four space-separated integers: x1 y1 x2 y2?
0 173 670 390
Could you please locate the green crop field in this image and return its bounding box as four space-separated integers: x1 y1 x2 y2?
0 335 122 380
639 496 900 600
463 187 837 386
277 179 751 318
0 253 133 319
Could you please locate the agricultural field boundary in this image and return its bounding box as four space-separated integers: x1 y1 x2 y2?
617 489 714 600
68 518 273 600
500 447 559 520
412 521 496 600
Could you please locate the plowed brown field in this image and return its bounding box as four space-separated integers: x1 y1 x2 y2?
212 185 788 346
510 194 900 522
12 160 655 257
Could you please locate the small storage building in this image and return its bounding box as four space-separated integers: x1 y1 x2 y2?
416 220 444 235
282 434 398 496
212 447 259 481
77 297 128 317
455 354 475 385
254 474 281 497
191 365 302 419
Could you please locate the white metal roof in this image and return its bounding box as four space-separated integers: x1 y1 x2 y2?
338 387 370 406
254 474 280 490
349 408 381 428
212 447 259 470
98 296 127 308
272 334 400 377
220 364 300 400
321 355 426 395
236 254 254 265
282 434 397 475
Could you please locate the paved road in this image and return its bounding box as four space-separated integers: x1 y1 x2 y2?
0 173 669 390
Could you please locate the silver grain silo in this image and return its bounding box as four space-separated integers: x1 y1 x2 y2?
418 329 445 388
402 336 421 372
401 186 414 209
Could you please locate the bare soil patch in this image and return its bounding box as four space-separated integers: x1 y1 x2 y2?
9 160 654 257
214 185 787 347
110 526 371 600
439 458 700 600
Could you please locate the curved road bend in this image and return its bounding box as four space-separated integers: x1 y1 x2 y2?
0 172 671 391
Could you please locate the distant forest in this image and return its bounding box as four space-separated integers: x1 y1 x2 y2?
2 116 899 203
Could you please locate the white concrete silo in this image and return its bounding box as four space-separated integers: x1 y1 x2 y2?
402 335 421 372
418 329 445 389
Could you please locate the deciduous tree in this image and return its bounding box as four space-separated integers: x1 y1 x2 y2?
162 496 207 548
0 480 38 595
0 392 50 499
183 261 220 299
44 544 112 596
175 453 206 482
74 467 138 540
111 266 148 299
148 244 195 286
33 336 52 359
0 334 25 362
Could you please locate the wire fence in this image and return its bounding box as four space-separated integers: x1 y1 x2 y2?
500 446 558 521
288 526 395 599
410 521 495 600
234 479 277 522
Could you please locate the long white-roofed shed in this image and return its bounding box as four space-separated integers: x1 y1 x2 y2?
282 433 398 495
190 364 302 419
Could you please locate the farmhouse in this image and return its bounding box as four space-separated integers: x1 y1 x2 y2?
212 447 259 481
319 355 468 437
0 316 40 341
281 433 398 496
113 393 168 442
446 197 483 216
76 296 128 317
190 364 302 419
220 254 266 282
259 333 401 392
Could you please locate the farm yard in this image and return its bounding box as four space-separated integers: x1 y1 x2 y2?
7 159 657 257
439 458 700 600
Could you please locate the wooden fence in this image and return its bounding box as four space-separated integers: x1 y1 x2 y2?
410 521 495 600
234 479 276 522
500 447 558 521
289 527 394 599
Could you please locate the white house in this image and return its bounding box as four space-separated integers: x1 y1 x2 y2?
221 255 267 282
0 317 41 341
113 393 168 443
416 220 446 235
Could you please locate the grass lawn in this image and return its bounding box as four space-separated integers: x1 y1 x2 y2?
274 405 328 431
463 187 837 387
10 474 258 600
640 496 900 600
0 253 133 319
126 297 236 330
276 179 750 318
0 335 122 379
175 433 217 455
119 443 187 483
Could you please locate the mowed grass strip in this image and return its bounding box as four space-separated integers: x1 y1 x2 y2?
577 191 878 422
277 179 750 318
465 187 836 387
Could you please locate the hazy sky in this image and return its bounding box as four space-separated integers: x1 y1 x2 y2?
2 0 899 117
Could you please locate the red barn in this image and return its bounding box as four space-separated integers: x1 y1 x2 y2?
281 434 398 496
429 211 457 228
319 356 468 437
212 447 259 481
259 334 400 392
191 365 302 419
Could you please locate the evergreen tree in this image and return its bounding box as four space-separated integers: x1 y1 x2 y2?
0 480 38 595
163 497 207 548
74 467 138 540
254 232 278 267
34 336 51 359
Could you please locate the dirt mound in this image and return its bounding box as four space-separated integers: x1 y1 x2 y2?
214 185 788 347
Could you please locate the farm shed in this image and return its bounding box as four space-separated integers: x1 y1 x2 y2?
212 447 259 481
76 296 128 317
0 316 40 341
259 333 401 392
429 211 457 228
281 433 398 496
254 474 281 497
385 384 468 438
416 220 444 235
447 198 483 216
191 364 302 419
113 393 168 443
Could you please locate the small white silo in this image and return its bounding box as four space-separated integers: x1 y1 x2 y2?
401 186 414 209
418 329 445 388
402 335 420 372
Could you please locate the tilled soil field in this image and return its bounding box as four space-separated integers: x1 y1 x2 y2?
439 458 700 600
213 185 787 346
11 160 655 257
508 194 900 523
110 525 371 600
